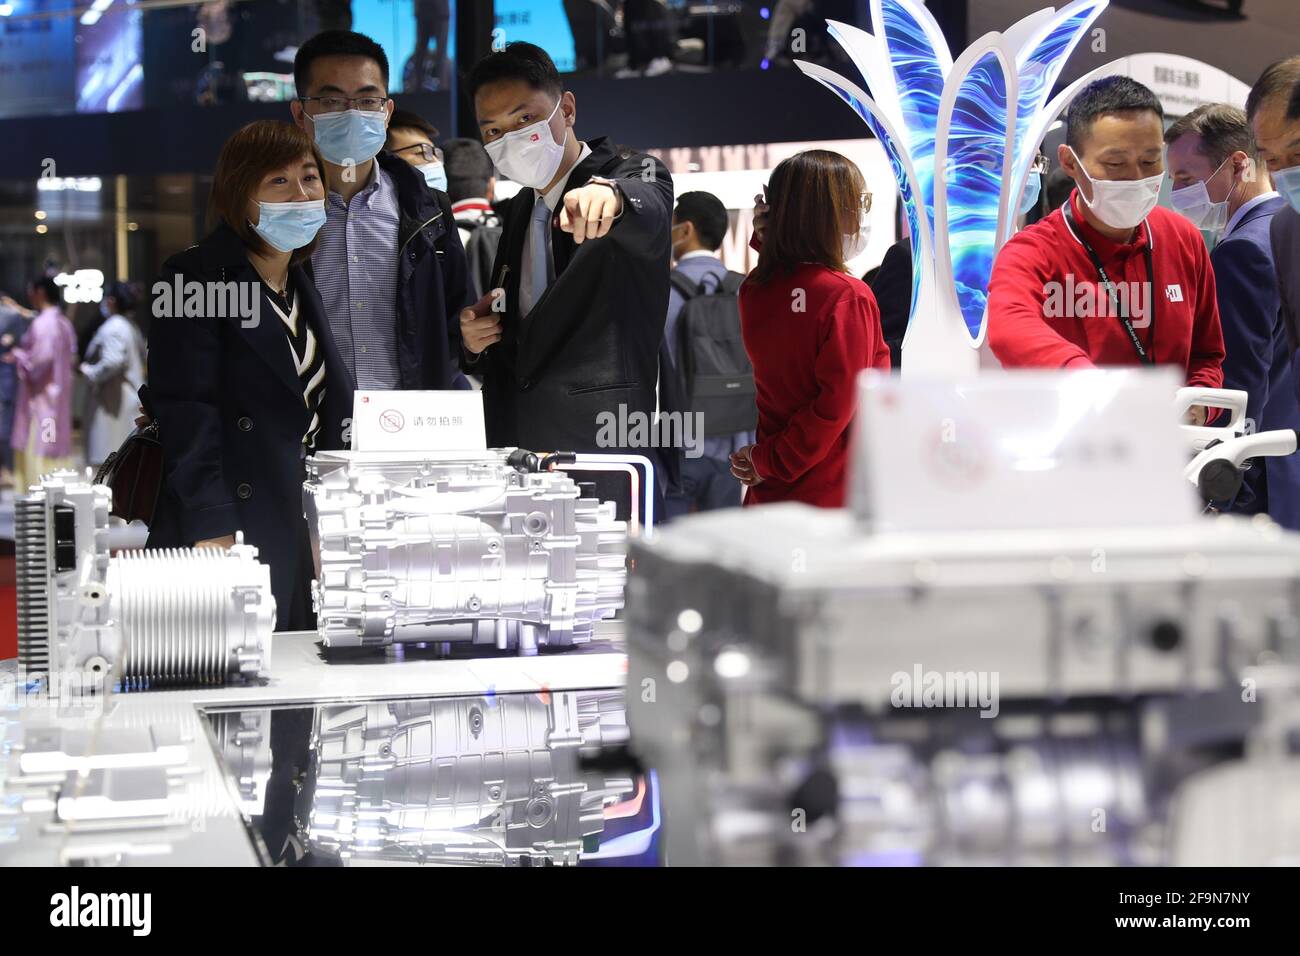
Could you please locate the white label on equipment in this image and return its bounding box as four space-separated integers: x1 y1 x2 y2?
351 390 487 452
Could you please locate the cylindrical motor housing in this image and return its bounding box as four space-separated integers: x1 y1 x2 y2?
104 543 274 689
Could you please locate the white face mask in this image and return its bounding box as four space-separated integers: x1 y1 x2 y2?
1069 146 1164 230
1169 155 1237 235
842 207 871 262
484 99 568 190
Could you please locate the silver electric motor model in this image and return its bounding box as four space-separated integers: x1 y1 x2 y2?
624 371 1300 866
305 449 628 655
303 691 634 865
14 471 273 694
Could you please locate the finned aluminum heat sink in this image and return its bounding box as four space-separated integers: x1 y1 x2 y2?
107 547 273 689
14 494 51 672
14 471 273 694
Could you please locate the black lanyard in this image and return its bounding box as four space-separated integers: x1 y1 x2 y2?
1064 203 1158 365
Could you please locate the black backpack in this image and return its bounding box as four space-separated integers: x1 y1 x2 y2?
669 269 757 437
457 213 503 301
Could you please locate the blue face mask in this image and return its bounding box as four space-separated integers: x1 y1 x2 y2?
311 109 388 166
251 199 327 253
1274 163 1300 214
99 301 111 319
421 162 448 192
1019 171 1042 215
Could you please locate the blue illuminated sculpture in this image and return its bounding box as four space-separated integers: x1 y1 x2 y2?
797 0 1110 374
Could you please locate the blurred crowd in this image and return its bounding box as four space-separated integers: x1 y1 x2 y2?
9 25 1300 631
0 279 145 492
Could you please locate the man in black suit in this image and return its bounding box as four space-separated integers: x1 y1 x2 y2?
866 236 911 370
459 42 673 512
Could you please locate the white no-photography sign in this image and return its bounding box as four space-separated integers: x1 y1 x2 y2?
351 390 487 452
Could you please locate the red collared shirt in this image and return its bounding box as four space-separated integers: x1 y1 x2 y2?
987 190 1225 388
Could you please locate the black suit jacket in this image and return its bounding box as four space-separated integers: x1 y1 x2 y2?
145 223 355 626
867 235 912 369
466 137 673 454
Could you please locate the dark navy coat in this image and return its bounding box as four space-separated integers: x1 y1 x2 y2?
145 223 355 626
1213 194 1300 529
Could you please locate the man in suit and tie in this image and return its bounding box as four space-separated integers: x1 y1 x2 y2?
1166 103 1300 528
458 42 673 515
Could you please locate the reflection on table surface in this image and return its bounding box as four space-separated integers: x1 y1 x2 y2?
207 688 659 866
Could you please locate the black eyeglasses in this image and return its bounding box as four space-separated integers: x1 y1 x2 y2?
299 95 389 113
393 143 444 164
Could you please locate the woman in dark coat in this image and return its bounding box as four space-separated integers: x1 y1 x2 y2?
147 120 354 630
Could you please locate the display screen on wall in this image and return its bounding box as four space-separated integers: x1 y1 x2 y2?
493 0 576 72
353 0 457 94
0 0 450 117
76 0 144 113
0 0 77 118
0 0 143 118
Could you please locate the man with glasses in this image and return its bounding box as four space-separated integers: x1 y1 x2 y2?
291 30 470 392
386 108 447 191
1166 103 1299 527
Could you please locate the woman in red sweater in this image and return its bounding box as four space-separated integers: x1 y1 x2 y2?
730 149 890 508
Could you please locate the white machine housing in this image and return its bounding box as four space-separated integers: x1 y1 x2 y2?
625 371 1300 866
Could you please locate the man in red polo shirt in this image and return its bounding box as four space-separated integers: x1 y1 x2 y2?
987 76 1225 421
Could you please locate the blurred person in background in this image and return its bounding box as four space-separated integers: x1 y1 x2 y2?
663 190 753 517
410 0 452 91
866 235 910 369
146 120 354 630
617 0 674 78
385 107 447 191
1166 103 1300 527
0 294 32 487
730 149 890 507
291 30 471 392
3 277 77 492
382 107 472 388
81 281 147 468
1043 165 1076 215
1016 152 1050 225
442 137 501 302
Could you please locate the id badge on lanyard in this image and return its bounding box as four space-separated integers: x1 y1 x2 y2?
1064 204 1157 365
